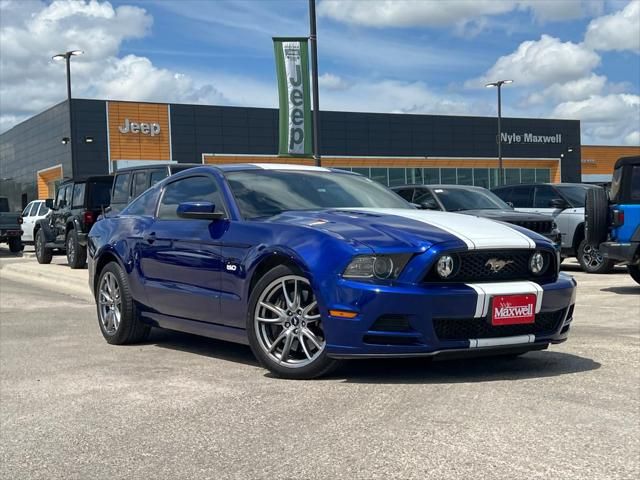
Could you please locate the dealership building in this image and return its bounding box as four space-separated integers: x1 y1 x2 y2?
1 98 636 211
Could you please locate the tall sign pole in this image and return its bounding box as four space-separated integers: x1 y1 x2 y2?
309 0 321 167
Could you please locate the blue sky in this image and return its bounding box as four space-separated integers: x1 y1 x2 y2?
1 0 639 144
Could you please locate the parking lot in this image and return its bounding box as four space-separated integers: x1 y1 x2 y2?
1 247 639 480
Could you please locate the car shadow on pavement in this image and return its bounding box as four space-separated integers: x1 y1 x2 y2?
0 247 23 258
147 329 259 367
329 351 601 384
600 285 640 295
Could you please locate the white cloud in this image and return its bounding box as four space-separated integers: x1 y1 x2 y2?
0 0 232 132
624 130 640 145
525 74 607 105
469 35 601 87
318 73 350 90
318 0 603 29
552 93 640 143
584 0 640 52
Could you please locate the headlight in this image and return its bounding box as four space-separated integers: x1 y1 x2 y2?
343 254 412 280
436 255 456 278
529 252 546 275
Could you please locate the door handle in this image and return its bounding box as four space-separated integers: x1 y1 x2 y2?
143 232 157 244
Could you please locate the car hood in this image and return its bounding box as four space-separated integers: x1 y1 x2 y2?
458 209 553 222
265 208 539 251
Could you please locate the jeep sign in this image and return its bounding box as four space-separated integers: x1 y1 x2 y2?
118 118 161 136
273 37 312 156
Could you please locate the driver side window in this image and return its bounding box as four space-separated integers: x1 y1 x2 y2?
414 189 439 210
158 176 226 220
533 186 557 208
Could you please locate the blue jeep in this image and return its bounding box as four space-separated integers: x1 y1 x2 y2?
586 156 640 284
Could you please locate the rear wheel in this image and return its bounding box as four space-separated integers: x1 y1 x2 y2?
8 237 22 253
96 262 150 345
577 239 615 274
247 265 340 379
35 229 52 264
66 229 87 269
628 265 640 285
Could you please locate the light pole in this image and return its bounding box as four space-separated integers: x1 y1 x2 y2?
485 79 513 186
308 0 321 167
52 50 83 173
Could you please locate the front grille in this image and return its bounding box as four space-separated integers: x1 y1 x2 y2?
509 220 553 235
433 308 566 341
423 249 555 283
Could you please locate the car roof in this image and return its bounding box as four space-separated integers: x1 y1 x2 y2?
392 184 488 191
614 155 640 169
114 163 203 173
493 183 593 189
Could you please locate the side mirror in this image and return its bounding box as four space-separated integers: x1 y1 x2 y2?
506 201 514 208
45 198 55 210
549 198 568 209
176 201 225 220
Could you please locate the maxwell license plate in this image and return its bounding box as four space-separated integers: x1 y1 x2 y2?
491 294 536 326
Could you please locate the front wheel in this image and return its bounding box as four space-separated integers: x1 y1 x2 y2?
577 239 615 274
247 265 340 379
628 265 640 285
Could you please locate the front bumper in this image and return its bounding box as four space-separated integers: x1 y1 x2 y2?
322 273 576 358
600 241 639 265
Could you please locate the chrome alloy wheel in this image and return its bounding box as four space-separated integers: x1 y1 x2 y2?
98 272 122 335
254 275 326 368
582 243 604 268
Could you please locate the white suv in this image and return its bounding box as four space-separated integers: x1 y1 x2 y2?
492 183 614 273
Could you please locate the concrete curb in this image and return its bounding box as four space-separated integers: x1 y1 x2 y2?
0 263 93 302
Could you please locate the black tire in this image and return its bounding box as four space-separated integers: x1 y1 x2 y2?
95 262 150 345
35 229 52 264
66 229 87 269
8 237 22 253
585 187 608 245
247 264 340 379
628 265 640 285
577 239 615 274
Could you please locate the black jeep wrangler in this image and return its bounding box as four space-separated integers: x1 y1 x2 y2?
34 176 112 269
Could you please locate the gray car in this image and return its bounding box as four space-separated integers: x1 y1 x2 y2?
392 184 561 245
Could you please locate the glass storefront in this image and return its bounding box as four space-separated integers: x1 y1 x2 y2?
334 166 553 189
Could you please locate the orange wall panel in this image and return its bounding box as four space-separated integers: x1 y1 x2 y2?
107 101 171 163
581 145 640 175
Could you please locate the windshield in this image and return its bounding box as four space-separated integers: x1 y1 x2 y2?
432 187 511 211
226 170 409 219
556 185 591 207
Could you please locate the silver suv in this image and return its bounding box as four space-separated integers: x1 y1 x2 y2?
492 183 614 273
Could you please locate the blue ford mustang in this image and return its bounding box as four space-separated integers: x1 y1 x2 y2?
88 164 576 379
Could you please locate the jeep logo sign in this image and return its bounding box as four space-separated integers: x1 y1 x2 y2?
118 118 161 136
284 42 304 154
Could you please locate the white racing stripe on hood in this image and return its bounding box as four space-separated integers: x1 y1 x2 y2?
350 208 536 250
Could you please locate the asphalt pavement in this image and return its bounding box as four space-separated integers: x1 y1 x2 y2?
1 247 639 479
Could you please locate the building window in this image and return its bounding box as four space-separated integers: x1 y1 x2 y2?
535 169 551 183
474 169 489 188
407 168 423 185
423 168 440 184
521 168 536 184
388 168 406 186
370 168 388 185
441 168 456 184
457 168 473 185
505 169 521 185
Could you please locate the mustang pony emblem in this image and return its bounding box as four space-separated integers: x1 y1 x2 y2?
485 258 514 273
